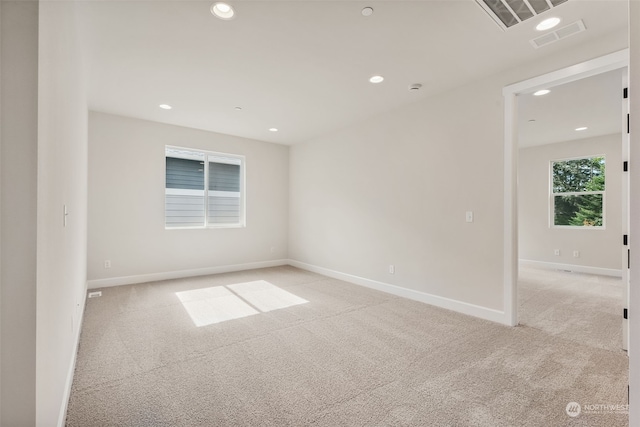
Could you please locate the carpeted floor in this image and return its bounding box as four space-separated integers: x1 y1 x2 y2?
518 264 624 353
66 266 628 426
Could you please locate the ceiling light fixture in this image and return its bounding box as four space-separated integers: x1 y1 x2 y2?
159 104 172 110
536 17 561 31
361 7 374 17
369 75 384 84
234 106 243 111
533 89 550 96
269 128 278 132
575 127 588 131
211 2 235 20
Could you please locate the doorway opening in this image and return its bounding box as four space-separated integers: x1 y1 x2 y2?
502 50 629 351
517 68 627 352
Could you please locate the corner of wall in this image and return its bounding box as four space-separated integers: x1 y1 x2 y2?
37 1 90 425
0 1 39 425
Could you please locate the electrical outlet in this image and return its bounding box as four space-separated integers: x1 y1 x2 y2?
104 260 111 269
465 211 474 223
270 246 276 254
554 249 560 256
573 250 580 258
388 265 395 274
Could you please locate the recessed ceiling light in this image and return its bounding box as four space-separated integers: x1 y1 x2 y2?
369 75 384 84
211 2 235 20
575 127 588 131
159 104 172 110
269 128 278 132
536 17 561 31
362 7 374 17
533 89 550 96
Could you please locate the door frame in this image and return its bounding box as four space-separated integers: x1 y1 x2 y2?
502 49 629 327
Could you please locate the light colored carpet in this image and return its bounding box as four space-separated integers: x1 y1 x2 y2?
66 266 628 426
518 264 624 353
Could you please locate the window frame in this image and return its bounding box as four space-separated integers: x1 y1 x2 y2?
165 145 246 230
549 154 606 230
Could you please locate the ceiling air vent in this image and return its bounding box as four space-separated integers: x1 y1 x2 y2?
530 20 586 48
476 0 569 31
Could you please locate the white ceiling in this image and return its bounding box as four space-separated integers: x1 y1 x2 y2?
77 0 629 145
518 68 625 148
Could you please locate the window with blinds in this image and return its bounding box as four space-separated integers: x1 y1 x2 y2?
165 146 245 228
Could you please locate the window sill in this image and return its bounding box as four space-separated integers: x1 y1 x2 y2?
165 224 246 230
550 225 606 230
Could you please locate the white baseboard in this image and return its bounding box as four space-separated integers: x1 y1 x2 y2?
88 258 511 325
58 280 88 427
87 259 289 289
519 259 622 277
287 259 509 325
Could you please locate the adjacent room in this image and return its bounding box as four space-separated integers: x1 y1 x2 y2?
1 0 639 426
517 69 627 353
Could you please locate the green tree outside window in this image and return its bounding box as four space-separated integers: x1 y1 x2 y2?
552 156 605 227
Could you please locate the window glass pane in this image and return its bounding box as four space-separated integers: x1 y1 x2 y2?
166 191 206 227
208 194 240 225
209 162 240 192
552 157 605 193
208 160 241 225
554 194 603 227
166 157 205 190
165 148 206 227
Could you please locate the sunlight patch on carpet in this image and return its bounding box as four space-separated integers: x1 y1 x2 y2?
227 280 309 312
176 280 308 327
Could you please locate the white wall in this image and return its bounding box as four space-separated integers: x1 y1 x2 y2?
0 1 38 425
518 134 622 273
37 2 88 425
88 112 289 285
0 2 89 425
289 30 628 320
290 80 505 311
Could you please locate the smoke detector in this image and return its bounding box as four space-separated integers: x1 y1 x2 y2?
409 84 422 92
